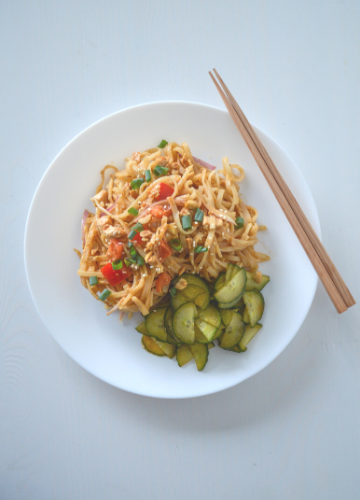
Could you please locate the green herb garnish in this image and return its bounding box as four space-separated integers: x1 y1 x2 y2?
128 207 139 216
89 276 98 286
112 259 123 270
181 215 192 231
194 246 208 253
98 289 111 301
170 238 182 252
194 208 204 222
235 217 244 229
153 165 169 177
158 140 168 148
131 178 145 190
145 170 151 182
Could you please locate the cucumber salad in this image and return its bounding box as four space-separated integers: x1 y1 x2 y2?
137 264 270 370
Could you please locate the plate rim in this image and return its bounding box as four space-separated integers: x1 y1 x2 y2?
24 100 321 399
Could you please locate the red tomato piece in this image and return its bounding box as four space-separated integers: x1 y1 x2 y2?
101 262 132 287
156 183 174 201
158 240 173 263
107 239 124 262
150 205 172 218
156 272 172 293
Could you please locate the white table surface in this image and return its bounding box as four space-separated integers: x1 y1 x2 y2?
1 1 360 499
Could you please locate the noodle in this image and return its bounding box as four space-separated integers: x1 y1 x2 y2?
76 142 269 317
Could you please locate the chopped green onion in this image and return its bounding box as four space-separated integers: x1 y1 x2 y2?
136 254 145 266
158 140 168 148
131 178 145 190
112 259 123 270
194 208 204 222
128 207 139 216
128 229 137 240
181 215 192 231
129 242 137 256
89 276 98 286
145 170 151 182
153 165 169 177
194 246 208 253
170 287 177 297
98 289 111 301
235 217 244 229
170 238 182 252
124 258 136 267
133 222 144 233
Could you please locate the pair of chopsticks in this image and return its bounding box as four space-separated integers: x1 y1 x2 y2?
209 69 355 314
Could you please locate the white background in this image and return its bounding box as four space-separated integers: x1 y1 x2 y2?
1 1 360 499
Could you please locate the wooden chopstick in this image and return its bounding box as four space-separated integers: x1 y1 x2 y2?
209 69 355 314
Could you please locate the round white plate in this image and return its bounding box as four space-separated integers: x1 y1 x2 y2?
25 102 320 399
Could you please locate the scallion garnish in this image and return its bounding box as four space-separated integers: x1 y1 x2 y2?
129 242 137 256
194 246 208 253
145 170 151 182
130 178 145 190
136 254 145 266
170 238 182 252
158 140 168 148
133 222 144 233
128 207 139 216
98 289 111 301
235 216 244 229
169 287 177 297
194 208 204 222
128 229 137 240
181 215 192 231
89 276 98 286
112 259 123 270
153 165 169 177
124 258 136 267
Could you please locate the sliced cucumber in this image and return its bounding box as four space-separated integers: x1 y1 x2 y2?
189 343 209 371
135 321 148 335
228 345 242 353
225 263 240 283
208 342 215 349
213 323 225 340
176 344 193 367
172 302 197 344
152 338 177 358
145 308 168 341
172 274 210 309
214 267 246 304
217 294 244 309
246 272 270 291
219 309 237 326
242 290 264 327
239 323 262 351
194 304 221 342
242 308 250 324
164 306 179 344
170 284 205 310
213 272 226 292
142 335 166 356
218 313 245 348
195 325 209 344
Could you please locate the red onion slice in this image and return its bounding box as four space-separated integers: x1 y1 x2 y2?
192 156 216 171
81 210 89 247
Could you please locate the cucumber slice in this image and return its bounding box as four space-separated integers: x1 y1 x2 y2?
217 294 244 309
246 272 270 291
195 325 209 344
225 263 240 283
239 323 262 351
242 308 250 324
152 339 177 358
218 313 245 348
228 345 242 353
164 306 179 344
135 321 148 335
145 308 168 341
176 344 194 367
172 274 210 309
219 309 237 326
172 302 197 344
170 284 205 310
213 323 225 339
208 342 215 349
242 290 264 327
194 304 221 342
142 335 166 356
189 343 209 371
214 273 226 292
214 268 246 304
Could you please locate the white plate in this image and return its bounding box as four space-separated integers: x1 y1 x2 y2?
25 102 320 399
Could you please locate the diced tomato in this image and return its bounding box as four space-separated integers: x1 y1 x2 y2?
107 239 124 262
156 272 171 293
131 224 149 247
156 183 174 201
101 262 132 287
150 205 172 218
158 240 173 263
